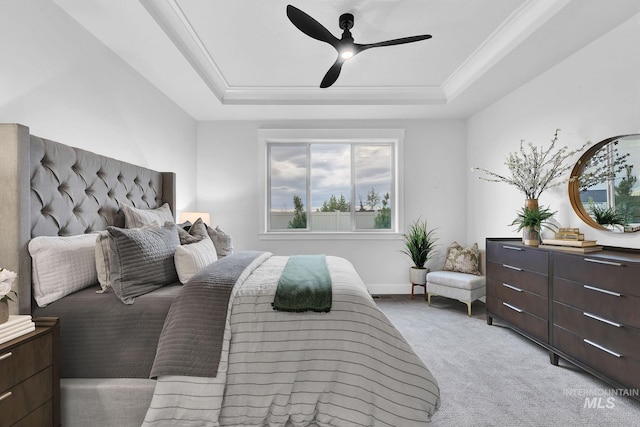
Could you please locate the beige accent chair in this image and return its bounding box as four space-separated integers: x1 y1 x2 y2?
426 251 486 317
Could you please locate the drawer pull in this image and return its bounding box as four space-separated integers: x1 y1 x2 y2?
503 302 523 313
583 339 622 358
502 245 523 251
0 391 11 402
502 283 523 292
583 312 622 328
0 352 12 361
502 264 522 271
584 258 622 267
583 284 622 297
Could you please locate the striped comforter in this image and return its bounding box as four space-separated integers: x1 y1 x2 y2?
143 255 440 426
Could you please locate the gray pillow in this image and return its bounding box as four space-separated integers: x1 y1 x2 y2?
206 225 233 258
107 223 180 304
122 203 174 228
175 218 208 245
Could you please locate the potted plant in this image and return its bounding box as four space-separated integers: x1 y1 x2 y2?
401 218 437 285
511 206 557 246
589 204 627 232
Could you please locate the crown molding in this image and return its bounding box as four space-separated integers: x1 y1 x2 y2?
442 0 571 101
142 0 567 107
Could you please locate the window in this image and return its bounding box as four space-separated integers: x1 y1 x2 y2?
259 129 403 236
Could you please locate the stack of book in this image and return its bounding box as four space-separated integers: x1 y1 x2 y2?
540 228 603 253
0 315 36 345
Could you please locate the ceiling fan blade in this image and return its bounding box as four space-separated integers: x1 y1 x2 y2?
287 5 339 48
358 34 432 51
320 59 345 88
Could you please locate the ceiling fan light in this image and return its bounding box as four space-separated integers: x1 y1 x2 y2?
340 50 354 60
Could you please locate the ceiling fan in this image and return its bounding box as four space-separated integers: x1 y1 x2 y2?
286 4 432 88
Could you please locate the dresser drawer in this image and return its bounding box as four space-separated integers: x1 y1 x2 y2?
553 252 640 298
487 278 548 320
487 295 548 342
0 333 52 393
553 326 640 390
487 242 548 274
553 277 640 330
486 261 548 297
0 366 53 426
553 301 640 358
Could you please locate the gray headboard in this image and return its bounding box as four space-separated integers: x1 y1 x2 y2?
0 123 176 314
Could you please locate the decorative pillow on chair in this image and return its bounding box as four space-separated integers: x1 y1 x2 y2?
29 234 99 307
174 237 218 284
206 225 233 258
107 223 180 304
443 241 481 275
122 203 174 228
175 218 208 245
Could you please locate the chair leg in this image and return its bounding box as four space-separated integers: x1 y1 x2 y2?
411 284 414 300
427 293 431 305
466 301 472 317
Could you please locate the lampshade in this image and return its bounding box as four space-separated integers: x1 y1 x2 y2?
178 211 211 226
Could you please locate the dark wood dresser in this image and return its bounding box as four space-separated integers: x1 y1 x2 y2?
486 238 640 395
0 317 60 427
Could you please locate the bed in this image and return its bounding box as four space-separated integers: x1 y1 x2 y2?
0 123 440 426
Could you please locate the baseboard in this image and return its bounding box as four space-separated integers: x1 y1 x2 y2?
367 283 417 295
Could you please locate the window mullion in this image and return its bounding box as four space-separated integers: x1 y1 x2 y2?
306 143 311 231
350 143 356 231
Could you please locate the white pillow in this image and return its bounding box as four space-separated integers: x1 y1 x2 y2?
174 237 218 284
29 234 98 307
122 203 174 228
95 231 112 292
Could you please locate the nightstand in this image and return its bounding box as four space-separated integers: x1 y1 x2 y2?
0 318 60 427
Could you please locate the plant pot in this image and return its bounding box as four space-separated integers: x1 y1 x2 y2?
0 300 8 324
410 267 428 285
525 199 539 211
522 227 541 246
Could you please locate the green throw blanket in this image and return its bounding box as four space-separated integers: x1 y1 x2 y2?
272 255 332 312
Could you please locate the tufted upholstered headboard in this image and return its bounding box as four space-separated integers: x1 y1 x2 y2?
0 124 176 314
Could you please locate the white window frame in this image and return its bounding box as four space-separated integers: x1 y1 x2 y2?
258 129 404 240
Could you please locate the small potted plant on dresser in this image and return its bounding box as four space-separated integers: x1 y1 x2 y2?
510 205 557 246
401 218 437 298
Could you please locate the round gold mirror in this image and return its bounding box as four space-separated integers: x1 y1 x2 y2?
569 134 640 232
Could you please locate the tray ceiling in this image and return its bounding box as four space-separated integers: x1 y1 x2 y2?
52 0 640 120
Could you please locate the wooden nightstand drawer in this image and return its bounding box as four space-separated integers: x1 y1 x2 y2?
0 333 52 393
0 366 53 426
486 262 548 297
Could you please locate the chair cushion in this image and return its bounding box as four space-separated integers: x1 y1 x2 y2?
426 270 486 290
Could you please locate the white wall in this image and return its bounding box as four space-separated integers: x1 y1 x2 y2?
0 0 197 211
467 12 640 249
197 120 467 292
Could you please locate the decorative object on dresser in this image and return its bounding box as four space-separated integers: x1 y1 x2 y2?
0 317 60 426
401 218 438 299
426 242 486 316
510 205 557 246
486 238 640 400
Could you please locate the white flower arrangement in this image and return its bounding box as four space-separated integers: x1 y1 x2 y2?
473 129 589 200
0 267 18 304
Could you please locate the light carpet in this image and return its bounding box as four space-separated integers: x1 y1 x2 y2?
375 295 640 427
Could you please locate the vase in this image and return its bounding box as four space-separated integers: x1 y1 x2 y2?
525 198 539 211
522 226 541 246
0 300 8 324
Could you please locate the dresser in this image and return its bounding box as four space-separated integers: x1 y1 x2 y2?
486 238 640 395
0 318 60 427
